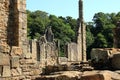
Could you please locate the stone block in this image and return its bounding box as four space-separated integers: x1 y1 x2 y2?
0 43 10 53
11 77 19 80
2 66 11 77
28 40 37 60
59 57 68 65
11 56 19 68
66 43 78 61
0 77 11 80
11 69 19 76
16 67 22 75
25 59 36 64
11 46 22 56
30 69 41 75
24 53 32 59
0 54 10 66
23 72 30 75
100 71 120 80
112 53 120 69
11 68 22 76
91 48 109 63
81 74 103 80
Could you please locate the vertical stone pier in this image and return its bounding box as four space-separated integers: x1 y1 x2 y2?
78 0 86 61
64 0 86 63
15 0 27 54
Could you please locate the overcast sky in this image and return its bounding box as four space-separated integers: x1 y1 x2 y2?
27 0 120 22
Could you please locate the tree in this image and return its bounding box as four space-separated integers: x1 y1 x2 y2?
27 10 49 39
92 12 116 48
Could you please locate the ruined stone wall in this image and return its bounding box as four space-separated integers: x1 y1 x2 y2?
0 0 87 79
39 42 58 67
0 0 43 79
64 0 86 63
27 33 59 67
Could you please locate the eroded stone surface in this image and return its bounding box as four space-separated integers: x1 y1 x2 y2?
112 53 120 69
0 53 10 66
2 66 11 77
11 56 20 68
11 46 23 56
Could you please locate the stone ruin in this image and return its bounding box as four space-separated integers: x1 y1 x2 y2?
0 0 59 79
61 0 86 64
1 0 120 80
0 0 87 79
28 26 59 67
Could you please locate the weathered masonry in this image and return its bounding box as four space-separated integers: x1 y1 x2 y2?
0 0 58 79
0 0 86 79
64 0 86 63
0 0 27 53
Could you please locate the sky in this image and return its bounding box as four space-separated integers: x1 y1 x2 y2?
26 0 120 22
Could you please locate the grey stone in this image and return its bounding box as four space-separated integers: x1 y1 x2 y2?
45 26 54 42
91 48 109 63
28 40 37 60
66 43 78 62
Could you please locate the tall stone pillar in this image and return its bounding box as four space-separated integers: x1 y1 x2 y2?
16 0 27 54
77 0 86 61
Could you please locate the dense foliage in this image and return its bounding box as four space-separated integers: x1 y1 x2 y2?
27 10 120 58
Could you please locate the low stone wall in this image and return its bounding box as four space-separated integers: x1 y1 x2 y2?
0 46 42 80
0 39 59 79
